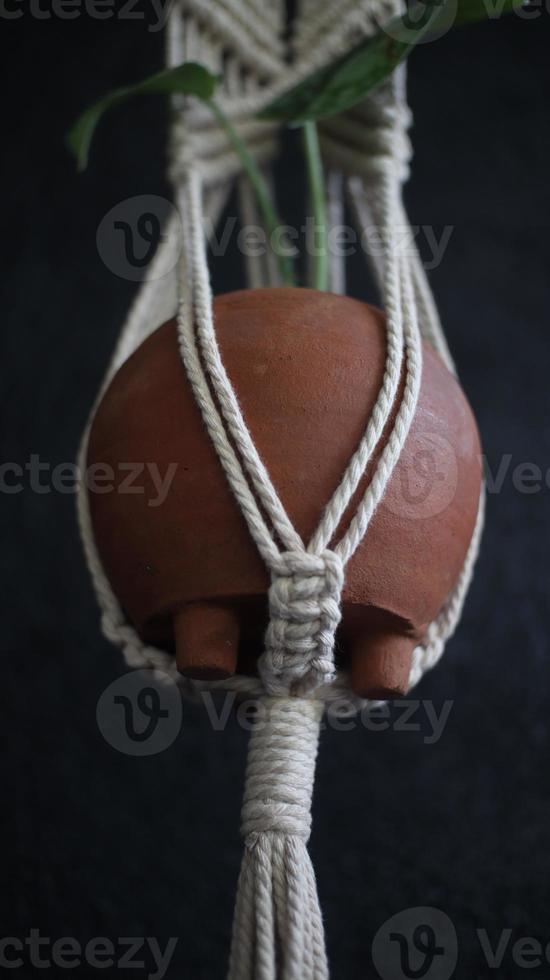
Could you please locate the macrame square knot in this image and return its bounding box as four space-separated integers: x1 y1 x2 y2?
260 549 344 696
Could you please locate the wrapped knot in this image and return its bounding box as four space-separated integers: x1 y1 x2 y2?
240 697 323 842
260 549 344 696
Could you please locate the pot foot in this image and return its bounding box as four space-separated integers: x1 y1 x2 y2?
350 633 414 700
174 602 239 681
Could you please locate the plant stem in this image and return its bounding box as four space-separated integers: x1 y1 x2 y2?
208 100 295 287
302 121 328 292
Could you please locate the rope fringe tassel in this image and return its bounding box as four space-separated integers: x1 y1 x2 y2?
228 698 328 980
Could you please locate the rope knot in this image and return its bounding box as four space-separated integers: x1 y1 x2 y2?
240 697 323 843
261 549 344 696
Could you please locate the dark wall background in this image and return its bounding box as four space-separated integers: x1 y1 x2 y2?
2 5 550 979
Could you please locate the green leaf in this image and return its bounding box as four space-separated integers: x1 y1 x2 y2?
301 122 328 291
260 0 523 124
68 59 295 284
67 62 217 171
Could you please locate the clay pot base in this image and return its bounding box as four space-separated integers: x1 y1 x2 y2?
87 288 482 701
144 597 421 700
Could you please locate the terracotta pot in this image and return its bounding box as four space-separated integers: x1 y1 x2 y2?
87 288 482 699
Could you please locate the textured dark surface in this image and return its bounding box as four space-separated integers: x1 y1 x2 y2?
2 8 550 980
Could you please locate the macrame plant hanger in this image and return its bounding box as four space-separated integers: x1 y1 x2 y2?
78 1 485 977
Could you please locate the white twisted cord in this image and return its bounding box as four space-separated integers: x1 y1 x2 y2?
339 221 423 564
175 162 421 694
181 0 285 77
408 486 486 687
176 170 300 565
228 697 328 980
309 165 412 559
169 55 421 680
293 0 397 72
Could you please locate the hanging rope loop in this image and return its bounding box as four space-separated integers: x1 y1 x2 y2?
261 550 344 697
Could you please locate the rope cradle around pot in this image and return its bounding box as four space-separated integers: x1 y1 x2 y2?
78 1 485 977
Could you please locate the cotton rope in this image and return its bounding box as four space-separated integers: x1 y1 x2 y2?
76 2 485 978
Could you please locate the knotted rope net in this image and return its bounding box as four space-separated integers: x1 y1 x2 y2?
77 2 485 977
